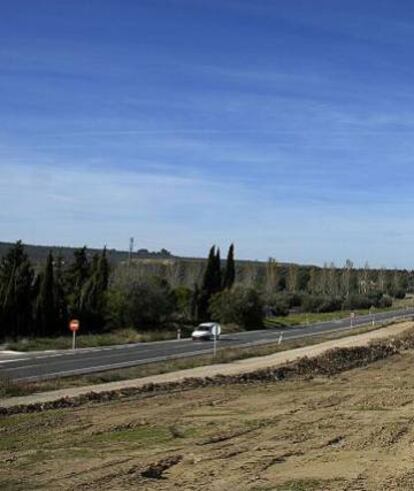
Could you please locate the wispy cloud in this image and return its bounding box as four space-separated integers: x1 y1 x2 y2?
2 160 414 267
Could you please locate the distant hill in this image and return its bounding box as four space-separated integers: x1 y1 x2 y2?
0 241 315 290
0 241 175 266
0 241 410 292
0 241 299 268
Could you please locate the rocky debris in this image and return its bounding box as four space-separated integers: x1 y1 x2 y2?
198 425 261 445
260 451 304 470
2 331 414 416
140 455 182 479
325 436 346 448
355 421 410 449
168 424 187 438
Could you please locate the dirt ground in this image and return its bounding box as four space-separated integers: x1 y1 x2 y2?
2 345 414 490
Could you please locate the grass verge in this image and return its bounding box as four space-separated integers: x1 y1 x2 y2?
265 305 410 328
4 327 186 352
266 296 414 328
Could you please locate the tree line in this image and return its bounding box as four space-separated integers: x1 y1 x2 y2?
0 241 411 340
258 258 409 316
0 241 239 339
0 241 109 339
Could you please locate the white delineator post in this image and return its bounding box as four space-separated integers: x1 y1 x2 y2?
177 328 181 340
212 324 220 358
278 333 283 344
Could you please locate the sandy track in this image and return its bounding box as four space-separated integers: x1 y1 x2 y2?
1 321 411 409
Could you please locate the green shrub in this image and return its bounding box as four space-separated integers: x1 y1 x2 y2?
391 288 406 299
209 287 264 330
105 276 176 330
342 293 392 310
172 286 193 321
301 295 342 313
378 295 393 308
263 292 290 316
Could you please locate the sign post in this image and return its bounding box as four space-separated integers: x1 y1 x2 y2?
69 319 80 350
213 331 217 357
211 324 221 358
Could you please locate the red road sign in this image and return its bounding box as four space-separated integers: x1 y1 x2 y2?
69 319 80 332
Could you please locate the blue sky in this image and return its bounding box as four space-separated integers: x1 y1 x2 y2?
2 0 414 267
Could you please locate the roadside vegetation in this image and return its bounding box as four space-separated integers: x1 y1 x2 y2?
5 328 182 352
0 241 412 350
264 300 413 328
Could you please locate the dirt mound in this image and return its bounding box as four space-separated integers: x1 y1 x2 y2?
140 455 182 479
349 389 413 411
354 421 411 449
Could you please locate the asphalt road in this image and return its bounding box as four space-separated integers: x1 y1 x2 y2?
1 308 414 382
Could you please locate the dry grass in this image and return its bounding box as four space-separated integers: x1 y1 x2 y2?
5 327 186 352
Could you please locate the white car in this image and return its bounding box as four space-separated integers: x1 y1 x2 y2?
191 322 221 341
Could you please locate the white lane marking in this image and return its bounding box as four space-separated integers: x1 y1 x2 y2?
0 358 29 364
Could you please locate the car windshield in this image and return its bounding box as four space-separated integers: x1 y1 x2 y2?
197 326 210 332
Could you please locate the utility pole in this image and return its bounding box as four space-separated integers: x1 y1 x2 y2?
129 237 134 266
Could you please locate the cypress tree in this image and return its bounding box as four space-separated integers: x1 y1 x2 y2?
80 247 109 331
202 246 216 293
96 247 109 293
35 252 58 337
31 273 41 335
66 246 90 319
223 243 235 289
197 246 225 321
0 241 34 339
198 246 217 321
54 255 68 335
90 253 99 276
68 247 90 291
214 248 222 292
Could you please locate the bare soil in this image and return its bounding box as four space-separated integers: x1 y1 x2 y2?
3 328 414 489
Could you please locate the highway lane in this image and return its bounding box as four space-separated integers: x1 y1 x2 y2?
1 308 413 381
